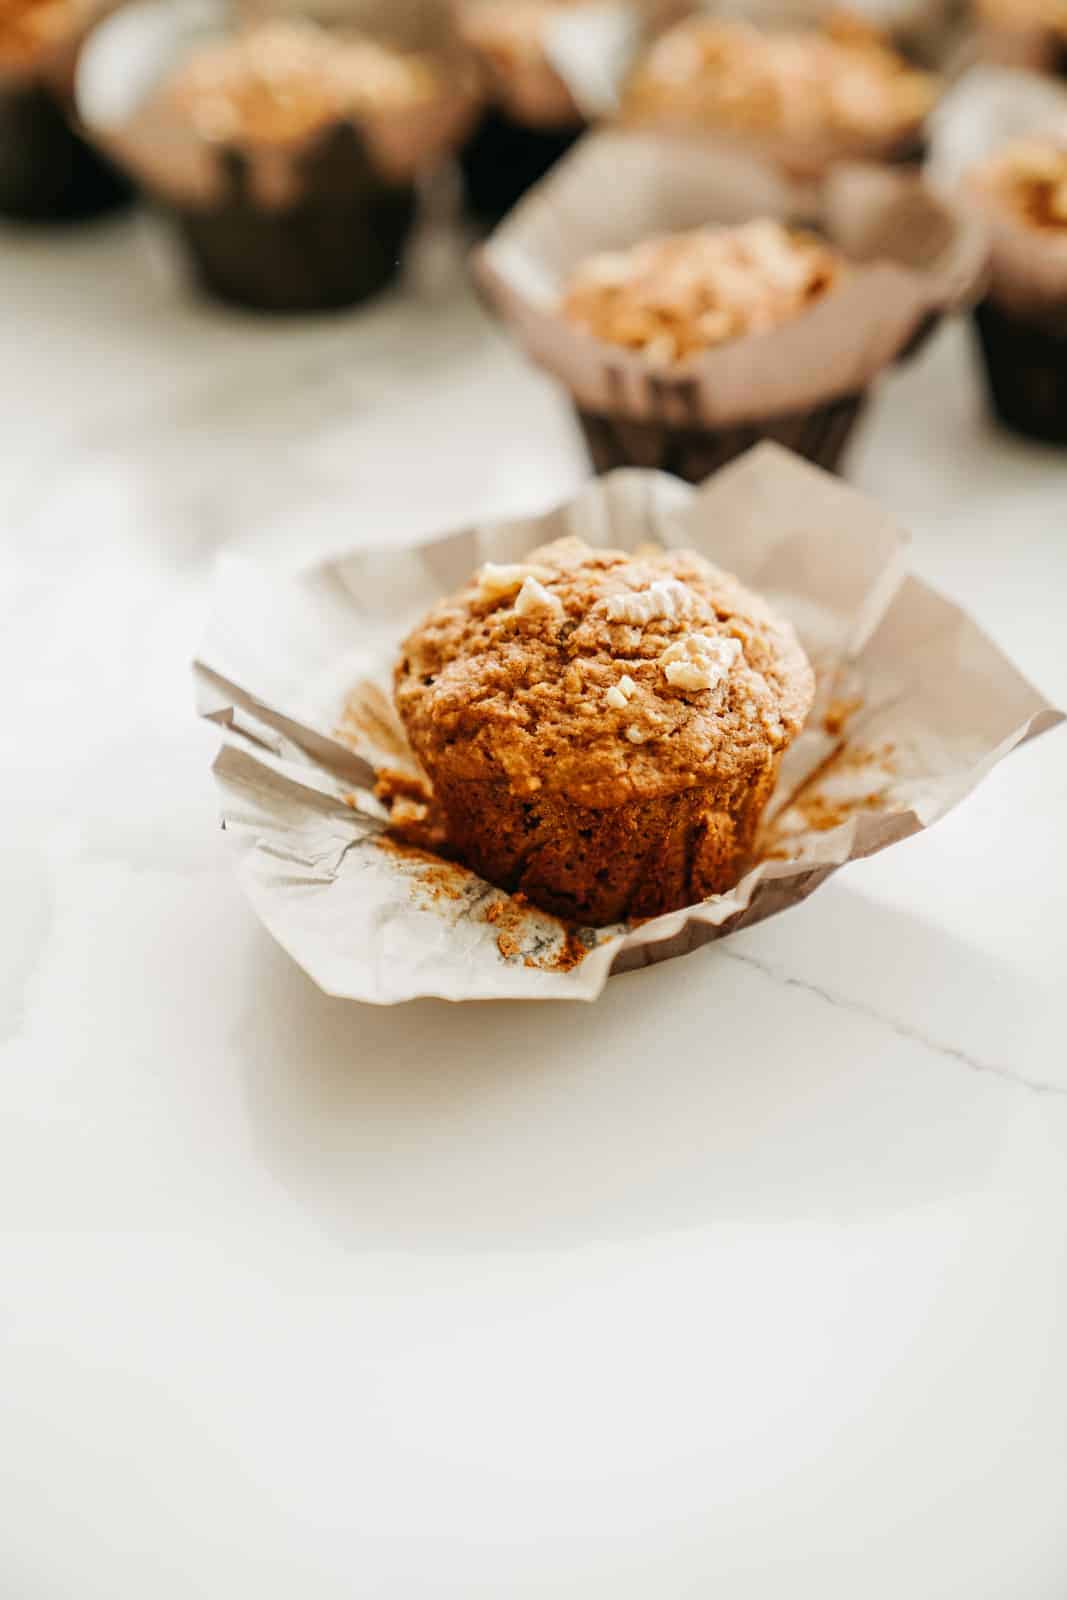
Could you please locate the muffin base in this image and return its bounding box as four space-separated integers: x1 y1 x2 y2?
973 298 1067 445
575 391 867 484
173 123 416 313
432 765 780 926
460 106 581 222
0 81 130 222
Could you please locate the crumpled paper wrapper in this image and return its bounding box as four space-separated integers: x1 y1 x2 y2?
194 444 1061 1004
474 132 987 427
75 0 480 207
930 66 1067 315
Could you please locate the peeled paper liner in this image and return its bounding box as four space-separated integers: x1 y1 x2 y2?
474 132 988 428
194 444 1061 1005
74 0 480 208
930 66 1067 315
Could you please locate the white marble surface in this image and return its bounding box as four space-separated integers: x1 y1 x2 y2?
2 210 1067 1599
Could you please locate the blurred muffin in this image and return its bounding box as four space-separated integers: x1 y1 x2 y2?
559 217 862 475
394 535 814 925
622 14 938 176
455 0 590 219
0 0 128 219
78 2 478 311
158 20 437 308
967 135 1067 439
975 0 1067 76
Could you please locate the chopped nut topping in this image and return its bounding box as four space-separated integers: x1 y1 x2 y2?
563 220 844 365
165 20 437 145
603 578 696 625
477 560 556 599
514 575 564 620
623 17 937 147
660 632 742 692
604 674 638 710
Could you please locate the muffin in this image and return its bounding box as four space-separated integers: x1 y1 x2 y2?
0 0 128 220
622 14 938 177
560 220 861 471
77 3 478 311
160 21 439 309
476 130 987 482
975 0 1067 76
455 0 589 220
966 134 1067 440
394 535 814 925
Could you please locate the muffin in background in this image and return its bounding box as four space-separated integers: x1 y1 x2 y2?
975 0 1067 78
622 13 939 177
76 0 478 311
0 0 128 220
967 134 1067 439
560 219 860 471
475 131 988 482
455 0 589 220
394 535 814 926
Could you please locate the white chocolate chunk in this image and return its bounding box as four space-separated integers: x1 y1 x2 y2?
514 575 563 620
477 561 555 599
604 673 639 710
603 578 695 625
660 632 742 692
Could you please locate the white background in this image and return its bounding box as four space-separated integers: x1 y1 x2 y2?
2 211 1066 1598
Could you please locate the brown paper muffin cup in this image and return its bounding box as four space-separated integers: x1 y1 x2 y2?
474 131 987 481
0 74 129 220
930 71 1067 439
972 297 1067 441
575 390 868 481
75 0 479 310
0 7 130 223
170 123 416 311
459 105 581 222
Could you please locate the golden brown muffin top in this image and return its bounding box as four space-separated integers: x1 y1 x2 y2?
0 0 86 68
976 0 1067 31
969 137 1067 230
623 16 937 144
164 20 437 145
395 536 814 809
561 221 845 365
